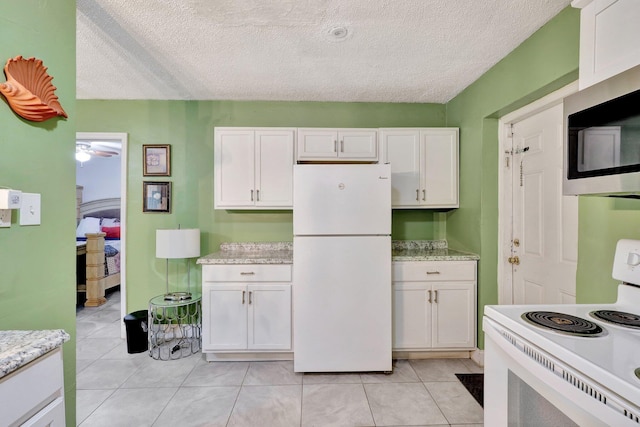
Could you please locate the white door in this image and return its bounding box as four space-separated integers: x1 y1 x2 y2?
214 130 255 207
422 129 459 207
392 283 431 349
255 130 294 207
293 164 391 236
203 284 247 350
381 129 421 207
338 130 378 159
247 284 291 350
432 283 475 348
293 235 391 372
510 103 578 304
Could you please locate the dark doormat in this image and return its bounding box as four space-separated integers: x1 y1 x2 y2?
455 373 484 407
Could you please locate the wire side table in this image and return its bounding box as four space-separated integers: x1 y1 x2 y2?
148 292 201 360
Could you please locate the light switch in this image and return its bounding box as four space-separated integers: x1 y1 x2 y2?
19 193 41 226
0 209 10 227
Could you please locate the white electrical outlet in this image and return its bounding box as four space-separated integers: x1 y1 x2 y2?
0 209 11 227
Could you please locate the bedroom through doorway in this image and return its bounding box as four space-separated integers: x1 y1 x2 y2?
76 132 128 338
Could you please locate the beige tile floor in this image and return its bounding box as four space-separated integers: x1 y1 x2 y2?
76 290 483 427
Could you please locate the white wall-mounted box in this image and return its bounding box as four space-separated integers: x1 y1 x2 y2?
0 189 22 209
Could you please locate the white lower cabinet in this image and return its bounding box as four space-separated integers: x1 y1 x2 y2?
202 265 292 357
392 261 476 350
0 347 66 427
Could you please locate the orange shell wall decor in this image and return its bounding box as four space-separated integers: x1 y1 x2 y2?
0 56 67 122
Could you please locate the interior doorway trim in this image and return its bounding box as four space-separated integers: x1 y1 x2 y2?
497 82 578 305
76 132 128 337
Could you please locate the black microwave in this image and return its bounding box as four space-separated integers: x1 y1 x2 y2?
564 64 640 196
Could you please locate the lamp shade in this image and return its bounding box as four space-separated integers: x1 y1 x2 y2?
156 229 200 259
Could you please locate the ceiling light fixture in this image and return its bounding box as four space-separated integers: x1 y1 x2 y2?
327 26 349 41
75 150 91 162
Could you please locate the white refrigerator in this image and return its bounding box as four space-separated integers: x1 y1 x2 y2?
293 163 392 372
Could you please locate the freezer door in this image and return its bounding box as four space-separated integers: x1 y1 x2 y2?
293 235 392 372
293 164 391 235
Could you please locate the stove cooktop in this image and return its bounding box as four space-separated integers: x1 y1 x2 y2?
590 310 640 329
522 311 605 336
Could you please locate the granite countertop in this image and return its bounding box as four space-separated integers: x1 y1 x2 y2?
0 329 70 379
197 242 293 265
392 240 480 261
197 240 479 264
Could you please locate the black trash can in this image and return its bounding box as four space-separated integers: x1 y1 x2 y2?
123 310 149 354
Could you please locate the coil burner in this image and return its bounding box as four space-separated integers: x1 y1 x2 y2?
590 310 640 329
522 311 605 337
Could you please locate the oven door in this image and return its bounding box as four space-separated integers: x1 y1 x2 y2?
484 318 639 427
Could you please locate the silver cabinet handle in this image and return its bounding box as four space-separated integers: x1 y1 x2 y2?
422 189 426 201
341 140 344 152
250 189 254 201
428 290 432 303
434 290 438 304
334 140 337 152
416 189 419 201
240 272 255 276
242 290 246 304
426 271 440 275
248 291 253 304
256 189 260 201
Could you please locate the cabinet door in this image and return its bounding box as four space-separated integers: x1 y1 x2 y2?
421 129 458 207
381 129 421 207
431 283 475 348
214 130 255 208
203 284 248 350
297 129 338 160
338 130 378 160
247 284 291 350
392 283 431 349
255 130 294 207
578 0 640 89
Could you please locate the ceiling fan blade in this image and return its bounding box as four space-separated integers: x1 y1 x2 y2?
92 149 118 156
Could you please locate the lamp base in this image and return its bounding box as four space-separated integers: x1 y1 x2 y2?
163 292 192 301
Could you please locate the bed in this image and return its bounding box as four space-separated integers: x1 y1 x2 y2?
76 196 122 307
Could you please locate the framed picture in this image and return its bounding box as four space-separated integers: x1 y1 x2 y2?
143 144 171 176
143 181 171 213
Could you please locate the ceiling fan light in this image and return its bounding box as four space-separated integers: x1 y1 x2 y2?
76 151 91 162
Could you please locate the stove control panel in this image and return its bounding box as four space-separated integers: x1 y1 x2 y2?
612 239 640 285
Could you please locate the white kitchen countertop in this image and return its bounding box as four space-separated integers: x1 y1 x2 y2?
0 329 70 379
197 240 479 265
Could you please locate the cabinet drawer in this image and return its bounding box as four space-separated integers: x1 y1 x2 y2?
0 348 64 426
203 264 292 282
392 261 475 282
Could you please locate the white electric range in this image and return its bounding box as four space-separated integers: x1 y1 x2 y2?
484 239 640 427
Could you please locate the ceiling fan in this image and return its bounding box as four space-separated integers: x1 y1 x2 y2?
75 142 119 162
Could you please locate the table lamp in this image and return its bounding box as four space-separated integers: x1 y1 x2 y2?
156 228 200 301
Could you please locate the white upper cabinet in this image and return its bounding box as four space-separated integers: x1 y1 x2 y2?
297 128 378 161
574 0 640 89
214 128 295 209
381 128 459 208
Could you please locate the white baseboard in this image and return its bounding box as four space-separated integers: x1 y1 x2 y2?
470 349 484 367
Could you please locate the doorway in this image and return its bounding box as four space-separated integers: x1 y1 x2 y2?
76 132 128 337
498 83 579 305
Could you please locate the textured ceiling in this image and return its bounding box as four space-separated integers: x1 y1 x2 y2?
76 0 572 103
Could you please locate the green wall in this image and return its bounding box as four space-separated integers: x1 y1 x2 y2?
0 1 77 425
76 101 446 311
445 7 580 347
